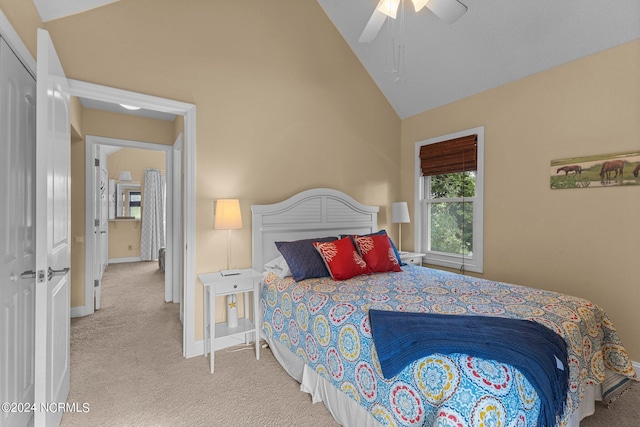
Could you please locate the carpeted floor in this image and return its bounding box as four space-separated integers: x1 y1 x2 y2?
61 261 338 427
61 261 638 426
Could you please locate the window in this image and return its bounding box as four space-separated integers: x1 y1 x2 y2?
414 127 484 273
129 191 142 219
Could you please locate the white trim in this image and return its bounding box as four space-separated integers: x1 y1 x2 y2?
108 256 143 264
68 79 194 115
183 104 197 358
633 360 640 373
171 134 183 304
0 9 36 76
69 79 197 359
414 126 484 273
70 306 87 318
193 339 204 357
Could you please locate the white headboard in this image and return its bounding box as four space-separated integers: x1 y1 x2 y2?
251 188 379 272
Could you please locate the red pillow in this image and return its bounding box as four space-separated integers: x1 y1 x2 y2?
313 237 371 280
354 234 402 273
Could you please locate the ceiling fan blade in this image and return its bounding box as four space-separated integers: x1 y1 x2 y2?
359 9 387 43
426 0 467 24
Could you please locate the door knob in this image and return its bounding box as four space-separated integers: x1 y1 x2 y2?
48 267 70 281
20 270 36 279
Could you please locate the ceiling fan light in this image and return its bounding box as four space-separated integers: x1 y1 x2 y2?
120 104 141 111
412 0 429 12
426 0 467 24
376 0 400 19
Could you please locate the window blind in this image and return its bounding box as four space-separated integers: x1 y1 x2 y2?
419 134 477 176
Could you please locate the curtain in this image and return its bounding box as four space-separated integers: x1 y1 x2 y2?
140 168 165 261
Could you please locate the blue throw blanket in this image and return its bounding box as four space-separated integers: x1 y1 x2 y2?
368 309 569 427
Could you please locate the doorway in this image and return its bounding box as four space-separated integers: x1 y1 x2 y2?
0 12 198 361
85 136 174 311
69 79 197 358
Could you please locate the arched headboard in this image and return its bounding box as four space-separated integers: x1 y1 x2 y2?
251 188 379 271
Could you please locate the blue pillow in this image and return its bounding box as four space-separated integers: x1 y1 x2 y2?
275 237 337 281
340 230 405 266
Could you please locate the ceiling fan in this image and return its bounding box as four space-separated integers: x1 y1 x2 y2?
359 0 468 43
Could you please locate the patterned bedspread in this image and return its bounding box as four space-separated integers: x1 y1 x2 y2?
261 265 637 427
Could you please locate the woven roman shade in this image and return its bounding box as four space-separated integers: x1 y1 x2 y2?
420 134 477 176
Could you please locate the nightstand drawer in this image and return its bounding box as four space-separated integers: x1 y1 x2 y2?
215 279 254 295
403 256 423 265
400 252 426 266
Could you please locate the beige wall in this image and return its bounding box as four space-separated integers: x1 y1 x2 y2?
70 108 176 307
4 0 634 360
38 0 401 340
83 108 176 146
401 40 640 359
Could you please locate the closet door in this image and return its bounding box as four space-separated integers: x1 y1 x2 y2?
34 28 71 427
0 37 37 427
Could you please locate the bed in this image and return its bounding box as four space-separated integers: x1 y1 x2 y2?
251 188 637 426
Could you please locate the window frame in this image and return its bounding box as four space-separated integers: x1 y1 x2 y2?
414 126 484 273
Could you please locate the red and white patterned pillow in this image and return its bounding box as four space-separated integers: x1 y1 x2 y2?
354 234 402 273
313 237 371 280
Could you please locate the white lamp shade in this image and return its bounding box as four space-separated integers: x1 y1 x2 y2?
214 199 243 230
391 202 410 223
119 170 133 181
376 0 400 19
412 0 429 11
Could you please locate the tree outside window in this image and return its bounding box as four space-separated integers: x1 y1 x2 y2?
427 172 475 256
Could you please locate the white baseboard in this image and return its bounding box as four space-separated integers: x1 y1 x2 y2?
109 256 142 264
70 305 87 318
633 360 640 373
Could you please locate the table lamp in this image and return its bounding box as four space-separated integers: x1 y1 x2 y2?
391 202 410 253
214 199 243 276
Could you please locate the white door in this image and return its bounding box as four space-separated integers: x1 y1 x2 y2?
100 162 108 274
0 37 37 427
93 145 107 310
34 28 71 427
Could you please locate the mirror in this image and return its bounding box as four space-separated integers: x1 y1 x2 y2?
114 181 141 219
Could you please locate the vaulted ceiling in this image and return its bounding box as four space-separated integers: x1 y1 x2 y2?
32 0 640 119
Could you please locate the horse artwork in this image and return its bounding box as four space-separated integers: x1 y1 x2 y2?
550 150 640 189
599 160 625 181
556 165 582 175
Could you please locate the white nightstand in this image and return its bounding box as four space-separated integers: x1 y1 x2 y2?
400 251 426 266
198 268 262 373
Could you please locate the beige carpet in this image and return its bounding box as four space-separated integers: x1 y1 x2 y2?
61 261 338 427
61 261 638 426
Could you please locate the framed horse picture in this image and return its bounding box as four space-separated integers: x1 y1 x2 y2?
550 150 640 189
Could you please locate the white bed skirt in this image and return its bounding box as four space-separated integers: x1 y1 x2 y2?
266 336 601 427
